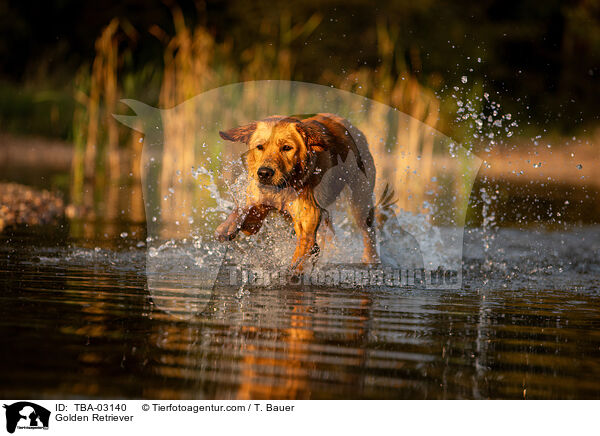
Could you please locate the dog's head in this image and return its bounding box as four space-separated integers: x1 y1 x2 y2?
220 116 327 188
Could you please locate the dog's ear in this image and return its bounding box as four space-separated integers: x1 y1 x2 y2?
295 121 328 152
219 122 257 144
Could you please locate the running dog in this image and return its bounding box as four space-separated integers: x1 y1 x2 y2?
216 113 378 272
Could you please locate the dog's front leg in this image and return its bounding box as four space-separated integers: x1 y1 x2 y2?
215 207 246 242
215 205 270 242
239 205 271 236
289 198 322 273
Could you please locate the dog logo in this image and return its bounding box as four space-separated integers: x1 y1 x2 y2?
3 402 50 433
115 80 481 317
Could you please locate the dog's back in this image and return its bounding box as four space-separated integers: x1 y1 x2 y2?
301 113 376 211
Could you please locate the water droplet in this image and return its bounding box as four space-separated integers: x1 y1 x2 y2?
461 76 468 83
120 232 128 238
576 164 583 170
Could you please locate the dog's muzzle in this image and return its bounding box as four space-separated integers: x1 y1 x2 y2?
257 166 275 183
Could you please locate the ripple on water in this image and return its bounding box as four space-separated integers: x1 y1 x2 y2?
0 226 599 399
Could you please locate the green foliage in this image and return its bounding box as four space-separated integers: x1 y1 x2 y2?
0 0 598 139
0 81 74 138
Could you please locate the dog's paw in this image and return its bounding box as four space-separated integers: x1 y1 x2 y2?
215 220 239 242
289 257 306 277
360 253 380 265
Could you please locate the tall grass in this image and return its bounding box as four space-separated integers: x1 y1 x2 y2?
71 7 453 236
71 19 121 223
71 18 146 238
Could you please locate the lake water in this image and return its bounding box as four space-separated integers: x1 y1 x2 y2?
1 224 599 399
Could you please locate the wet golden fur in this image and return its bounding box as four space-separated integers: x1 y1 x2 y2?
216 113 378 272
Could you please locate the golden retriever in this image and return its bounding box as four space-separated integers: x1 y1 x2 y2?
216 113 378 273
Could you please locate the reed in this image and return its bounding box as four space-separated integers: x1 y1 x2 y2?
330 20 442 215
71 19 121 221
70 18 146 237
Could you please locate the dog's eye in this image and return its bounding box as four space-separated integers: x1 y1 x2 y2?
282 144 293 151
256 144 264 151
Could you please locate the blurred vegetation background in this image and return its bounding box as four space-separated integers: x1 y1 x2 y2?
0 0 599 231
1 0 598 139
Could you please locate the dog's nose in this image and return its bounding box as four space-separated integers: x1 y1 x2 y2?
257 167 275 181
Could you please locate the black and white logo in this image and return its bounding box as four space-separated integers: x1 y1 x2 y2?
3 402 50 434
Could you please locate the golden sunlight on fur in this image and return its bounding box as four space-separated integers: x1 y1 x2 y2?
217 113 379 273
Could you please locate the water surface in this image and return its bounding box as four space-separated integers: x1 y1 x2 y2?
1 225 599 399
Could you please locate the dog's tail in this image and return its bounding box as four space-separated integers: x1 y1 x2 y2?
374 183 399 228
375 183 398 210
